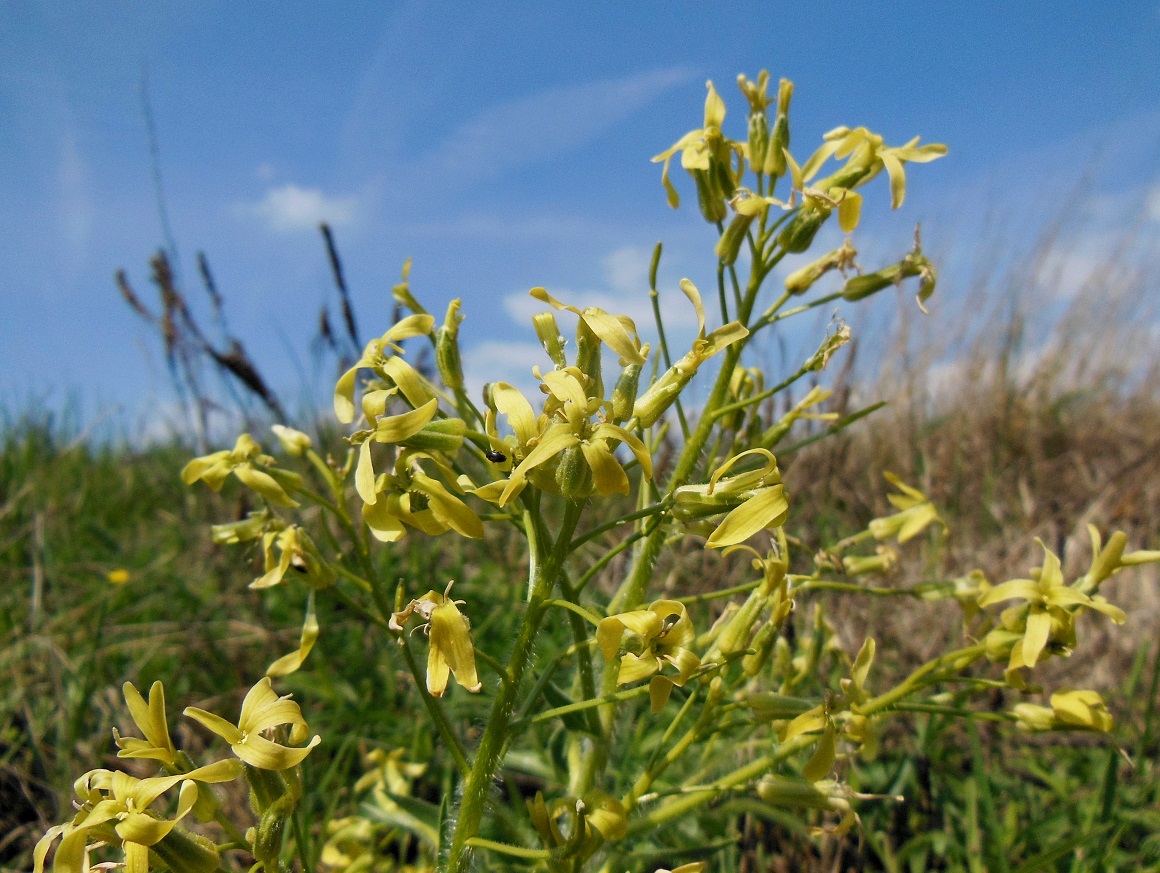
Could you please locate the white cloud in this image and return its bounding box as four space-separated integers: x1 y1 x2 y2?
1148 181 1160 222
244 183 358 232
416 66 694 182
461 340 548 400
602 244 652 294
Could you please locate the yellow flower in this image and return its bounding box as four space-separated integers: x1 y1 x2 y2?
979 540 1125 671
184 677 320 770
362 450 483 542
390 583 483 698
673 448 788 549
868 472 944 544
652 80 744 220
475 370 652 507
333 314 435 423
529 287 645 366
181 434 300 508
351 397 467 505
598 600 700 711
34 760 240 873
106 568 131 586
270 424 312 456
252 525 335 589
1012 689 1113 733
114 681 179 769
634 279 748 427
798 125 947 210
527 789 626 859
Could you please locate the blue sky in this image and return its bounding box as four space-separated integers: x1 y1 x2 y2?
2 2 1159 430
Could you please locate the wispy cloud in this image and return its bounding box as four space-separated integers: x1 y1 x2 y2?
415 66 694 183
500 242 705 338
57 130 92 274
461 340 547 400
243 183 359 232
1148 180 1160 222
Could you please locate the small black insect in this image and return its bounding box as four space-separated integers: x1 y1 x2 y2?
485 449 507 463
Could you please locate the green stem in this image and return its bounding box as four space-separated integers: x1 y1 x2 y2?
511 685 650 731
861 645 987 716
777 402 888 457
399 637 471 776
543 598 602 627
569 499 671 551
625 734 813 835
465 838 550 860
444 498 585 873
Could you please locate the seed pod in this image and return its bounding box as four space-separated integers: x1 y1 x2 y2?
693 169 728 224
151 827 221 873
398 417 466 455
555 443 593 499
841 270 896 302
715 211 756 266
252 807 287 872
434 299 465 390
747 692 815 722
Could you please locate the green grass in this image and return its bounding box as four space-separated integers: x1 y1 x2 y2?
3 366 1158 871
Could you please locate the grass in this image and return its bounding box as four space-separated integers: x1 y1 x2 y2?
3 227 1159 871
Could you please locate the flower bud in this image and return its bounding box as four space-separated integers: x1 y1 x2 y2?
271 425 312 456
1011 703 1055 732
533 311 568 368
252 806 288 872
777 204 831 253
391 258 427 315
756 776 849 814
574 319 604 400
742 620 778 676
842 545 899 577
610 357 645 424
763 79 793 178
212 509 273 544
784 240 857 296
714 588 766 656
634 365 694 428
715 211 756 266
747 111 770 174
435 299 465 390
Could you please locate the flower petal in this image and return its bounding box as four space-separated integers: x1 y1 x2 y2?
428 600 482 694
617 652 660 685
1022 608 1053 667
233 732 320 770
705 485 788 549
182 708 244 745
